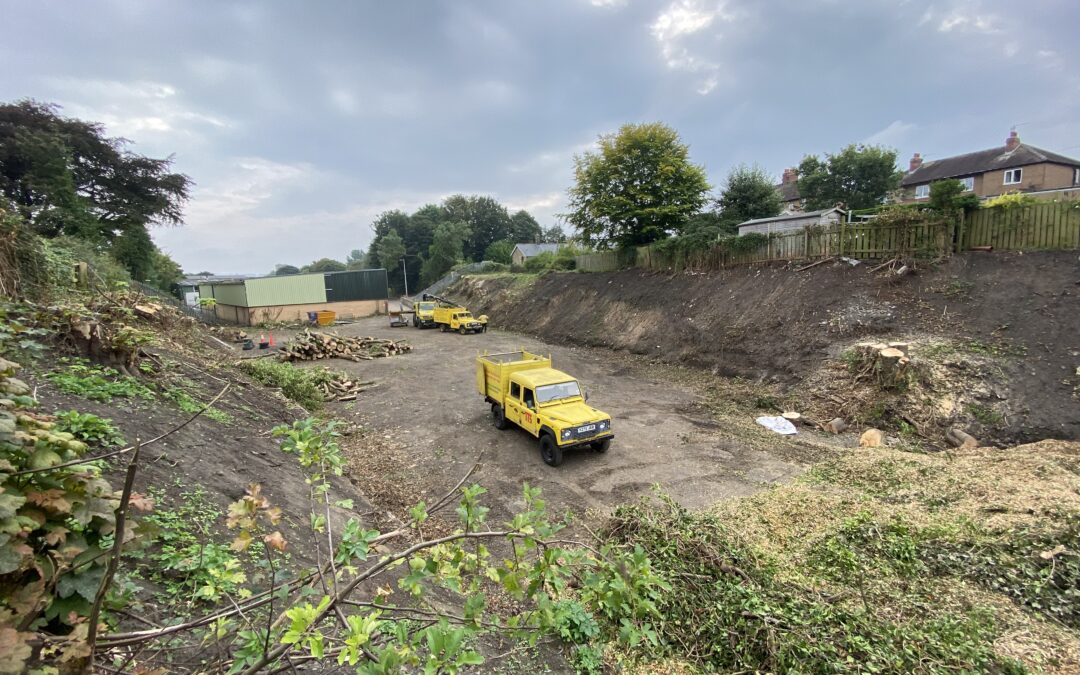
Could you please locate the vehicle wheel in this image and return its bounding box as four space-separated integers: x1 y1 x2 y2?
491 404 509 430
440 324 447 332
540 434 563 467
412 316 418 327
592 438 611 453
459 327 466 335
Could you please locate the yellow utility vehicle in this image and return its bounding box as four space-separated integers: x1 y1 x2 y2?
477 350 612 466
412 300 437 328
423 293 488 334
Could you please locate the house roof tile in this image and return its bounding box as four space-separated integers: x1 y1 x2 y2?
901 143 1080 186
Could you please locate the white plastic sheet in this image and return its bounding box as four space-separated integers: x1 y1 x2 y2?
755 415 798 435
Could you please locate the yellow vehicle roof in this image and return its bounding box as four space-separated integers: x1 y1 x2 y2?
512 367 575 387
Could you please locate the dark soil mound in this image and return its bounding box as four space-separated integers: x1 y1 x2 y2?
455 251 1080 442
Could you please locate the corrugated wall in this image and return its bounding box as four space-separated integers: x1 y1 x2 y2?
244 274 326 307
324 269 388 302
203 282 248 306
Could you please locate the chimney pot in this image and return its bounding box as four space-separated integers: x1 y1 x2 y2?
908 153 923 173
781 167 797 184
1005 130 1020 151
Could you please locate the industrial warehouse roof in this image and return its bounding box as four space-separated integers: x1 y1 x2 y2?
198 268 388 307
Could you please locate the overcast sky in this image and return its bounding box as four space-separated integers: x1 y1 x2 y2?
2 0 1077 274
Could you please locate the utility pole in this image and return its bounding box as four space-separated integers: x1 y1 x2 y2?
401 257 409 297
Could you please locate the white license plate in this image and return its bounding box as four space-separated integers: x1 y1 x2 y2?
578 424 596 433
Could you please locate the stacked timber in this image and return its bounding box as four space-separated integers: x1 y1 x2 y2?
281 330 412 362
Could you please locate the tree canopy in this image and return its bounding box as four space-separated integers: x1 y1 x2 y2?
797 144 902 211
364 196 544 293
928 179 981 213
716 164 781 227
0 99 190 287
484 239 515 264
274 264 300 276
301 258 347 273
565 122 710 249
421 220 470 286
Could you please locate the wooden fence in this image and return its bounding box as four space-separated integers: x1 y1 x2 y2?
574 201 1080 272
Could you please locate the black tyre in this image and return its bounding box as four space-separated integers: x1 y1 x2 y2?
492 404 509 430
440 324 447 332
459 327 467 335
413 316 418 327
540 434 563 467
592 438 611 453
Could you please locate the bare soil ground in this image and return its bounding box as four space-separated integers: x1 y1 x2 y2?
292 318 807 525
456 251 1080 444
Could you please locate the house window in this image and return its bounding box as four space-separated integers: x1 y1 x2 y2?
914 184 930 199
1003 168 1022 185
959 176 974 191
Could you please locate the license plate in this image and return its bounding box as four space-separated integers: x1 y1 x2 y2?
578 424 596 433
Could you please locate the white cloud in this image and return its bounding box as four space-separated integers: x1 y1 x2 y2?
43 77 230 150
650 0 736 94
936 5 1000 34
863 120 916 147
589 0 627 7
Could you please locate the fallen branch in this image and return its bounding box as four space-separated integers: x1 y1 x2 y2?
794 257 834 272
868 258 899 273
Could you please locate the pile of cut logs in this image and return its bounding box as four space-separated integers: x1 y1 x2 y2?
280 330 412 362
318 375 377 402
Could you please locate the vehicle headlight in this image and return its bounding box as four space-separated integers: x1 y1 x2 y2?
599 421 609 431
561 429 572 440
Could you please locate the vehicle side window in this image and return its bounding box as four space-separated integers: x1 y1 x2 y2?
510 382 521 399
523 388 535 409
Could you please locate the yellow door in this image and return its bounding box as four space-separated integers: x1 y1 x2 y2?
505 381 524 427
518 387 541 436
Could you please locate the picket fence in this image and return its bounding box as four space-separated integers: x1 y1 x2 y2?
574 201 1080 273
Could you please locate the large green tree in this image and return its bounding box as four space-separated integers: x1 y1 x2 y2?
716 164 781 227
0 100 190 279
274 264 300 276
374 229 407 292
484 239 515 264
443 195 512 261
540 225 567 243
421 221 470 286
565 122 710 249
508 209 542 244
302 258 347 273
797 144 902 211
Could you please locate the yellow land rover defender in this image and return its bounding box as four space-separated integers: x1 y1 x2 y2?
422 293 488 334
412 300 437 328
477 350 612 466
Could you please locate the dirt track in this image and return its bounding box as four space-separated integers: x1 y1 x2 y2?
320 317 804 519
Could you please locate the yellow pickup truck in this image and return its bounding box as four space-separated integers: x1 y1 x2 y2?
412 300 437 328
476 350 612 466
422 293 488 334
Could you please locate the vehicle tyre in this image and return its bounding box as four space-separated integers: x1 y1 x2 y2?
592 438 611 453
540 434 563 467
412 316 418 327
459 327 466 335
491 404 509 430
440 324 447 332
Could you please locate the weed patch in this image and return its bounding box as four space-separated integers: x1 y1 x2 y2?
52 410 127 447
45 359 155 402
164 386 233 424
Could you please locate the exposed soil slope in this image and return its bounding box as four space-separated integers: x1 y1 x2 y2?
454 251 1080 443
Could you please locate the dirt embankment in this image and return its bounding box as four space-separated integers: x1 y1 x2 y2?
455 251 1080 443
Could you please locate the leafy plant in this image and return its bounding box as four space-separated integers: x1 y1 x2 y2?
52 410 126 447
0 356 128 671
45 359 155 402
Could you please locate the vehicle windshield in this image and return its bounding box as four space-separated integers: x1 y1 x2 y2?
417 302 435 310
457 312 473 319
536 381 582 404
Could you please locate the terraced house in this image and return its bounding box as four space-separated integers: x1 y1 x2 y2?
901 131 1080 203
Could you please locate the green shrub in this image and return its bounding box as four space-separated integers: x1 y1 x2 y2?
52 410 127 447
524 251 557 272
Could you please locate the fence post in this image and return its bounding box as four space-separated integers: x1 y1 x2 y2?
840 221 847 257
955 211 964 253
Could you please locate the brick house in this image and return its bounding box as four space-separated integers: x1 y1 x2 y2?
900 131 1080 203
775 167 803 213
